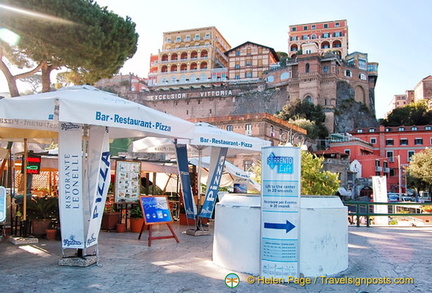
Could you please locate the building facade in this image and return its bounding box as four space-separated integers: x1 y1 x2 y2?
414 75 432 103
262 50 378 132
288 19 349 59
224 41 279 82
326 125 432 194
149 26 231 88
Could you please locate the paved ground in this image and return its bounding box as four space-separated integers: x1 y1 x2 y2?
0 223 431 293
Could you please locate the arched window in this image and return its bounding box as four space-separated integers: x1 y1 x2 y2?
170 64 177 72
180 63 187 71
200 62 208 70
267 75 275 82
305 95 312 103
180 52 188 60
161 65 168 73
281 72 290 80
190 63 197 71
201 50 208 58
190 51 198 59
321 41 330 49
171 53 178 61
161 54 169 62
305 63 310 73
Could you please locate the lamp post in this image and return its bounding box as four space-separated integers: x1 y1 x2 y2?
397 155 402 195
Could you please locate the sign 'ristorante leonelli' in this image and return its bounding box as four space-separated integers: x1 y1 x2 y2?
147 89 234 101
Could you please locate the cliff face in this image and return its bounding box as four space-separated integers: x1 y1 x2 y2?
334 81 379 133
231 87 288 116
230 82 379 134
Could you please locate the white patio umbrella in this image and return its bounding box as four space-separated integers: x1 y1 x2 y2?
133 122 270 192
189 157 261 192
0 85 195 256
133 122 271 155
0 85 195 140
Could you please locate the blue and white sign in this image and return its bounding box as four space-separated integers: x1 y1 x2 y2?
261 147 301 278
200 147 228 218
0 186 6 223
176 144 197 220
140 196 173 224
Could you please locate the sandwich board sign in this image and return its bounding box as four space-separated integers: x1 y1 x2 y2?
138 195 179 246
261 146 301 278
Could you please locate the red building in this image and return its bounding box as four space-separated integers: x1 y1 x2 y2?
327 125 432 194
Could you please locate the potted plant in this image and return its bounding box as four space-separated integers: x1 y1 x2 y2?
129 205 145 233
45 220 59 240
26 197 59 237
101 204 121 230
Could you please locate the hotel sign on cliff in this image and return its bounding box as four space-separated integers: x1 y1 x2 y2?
147 89 234 101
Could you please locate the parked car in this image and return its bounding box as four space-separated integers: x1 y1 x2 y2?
387 193 400 202
399 195 415 202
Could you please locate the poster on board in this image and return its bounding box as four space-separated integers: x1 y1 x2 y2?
139 195 173 225
115 160 141 202
0 186 6 223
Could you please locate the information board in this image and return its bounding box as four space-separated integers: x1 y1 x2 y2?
139 195 173 225
0 186 6 222
115 160 141 202
261 146 301 278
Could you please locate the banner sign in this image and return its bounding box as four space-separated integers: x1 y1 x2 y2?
58 123 85 249
86 126 111 248
175 143 196 220
261 147 301 278
372 176 388 225
140 195 173 224
0 186 6 222
199 147 228 218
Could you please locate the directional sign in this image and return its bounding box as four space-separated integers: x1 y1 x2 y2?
261 147 301 278
264 220 295 233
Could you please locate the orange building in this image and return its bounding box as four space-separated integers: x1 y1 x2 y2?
288 20 349 59
153 26 231 88
327 125 432 194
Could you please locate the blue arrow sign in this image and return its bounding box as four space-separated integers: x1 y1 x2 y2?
264 220 295 233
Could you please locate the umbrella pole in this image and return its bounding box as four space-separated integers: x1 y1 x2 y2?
196 149 202 230
22 138 29 236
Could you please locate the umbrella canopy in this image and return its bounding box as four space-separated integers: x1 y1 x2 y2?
0 85 195 140
132 122 271 156
189 157 261 191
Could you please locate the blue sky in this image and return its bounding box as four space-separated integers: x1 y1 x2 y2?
2 0 431 119
94 0 432 119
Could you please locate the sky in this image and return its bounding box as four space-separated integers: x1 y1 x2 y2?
2 0 432 119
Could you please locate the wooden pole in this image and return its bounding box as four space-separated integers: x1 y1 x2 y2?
23 138 28 221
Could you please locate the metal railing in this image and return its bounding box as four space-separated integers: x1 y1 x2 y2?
343 201 432 227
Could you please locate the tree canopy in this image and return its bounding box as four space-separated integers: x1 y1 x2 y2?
248 151 340 195
380 100 432 126
0 0 138 96
301 151 339 195
406 148 432 185
276 99 329 139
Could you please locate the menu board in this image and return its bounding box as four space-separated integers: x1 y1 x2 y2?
115 161 141 202
139 195 173 225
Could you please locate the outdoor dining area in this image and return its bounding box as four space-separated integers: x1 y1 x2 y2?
0 85 270 261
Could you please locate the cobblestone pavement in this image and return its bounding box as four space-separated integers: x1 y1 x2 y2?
0 224 431 293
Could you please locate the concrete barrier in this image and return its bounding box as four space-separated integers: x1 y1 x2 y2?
213 194 348 277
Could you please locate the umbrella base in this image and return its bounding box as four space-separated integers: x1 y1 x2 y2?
186 228 210 236
9 236 39 245
58 255 97 267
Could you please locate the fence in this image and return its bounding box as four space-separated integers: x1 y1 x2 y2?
343 201 432 227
